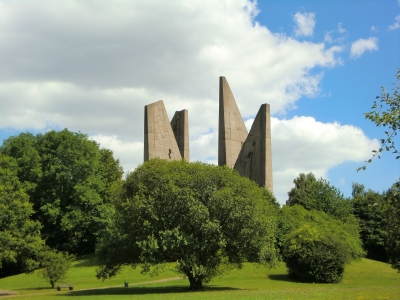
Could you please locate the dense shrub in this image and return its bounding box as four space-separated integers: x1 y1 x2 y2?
283 224 351 283
279 205 365 283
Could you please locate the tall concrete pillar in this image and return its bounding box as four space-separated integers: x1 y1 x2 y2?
218 76 248 168
171 109 190 161
234 104 273 193
144 100 182 161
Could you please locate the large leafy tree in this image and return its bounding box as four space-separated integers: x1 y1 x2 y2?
0 155 44 277
351 183 387 261
96 159 279 290
0 129 123 255
286 173 353 222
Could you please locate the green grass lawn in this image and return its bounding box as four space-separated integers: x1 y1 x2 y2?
1 255 399 299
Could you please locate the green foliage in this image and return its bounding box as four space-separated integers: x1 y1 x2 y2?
351 183 387 261
0 129 123 255
0 255 399 299
279 205 365 261
0 155 44 277
280 206 364 283
96 159 279 290
38 248 75 288
384 182 400 272
282 224 351 283
359 69 400 170
286 173 353 222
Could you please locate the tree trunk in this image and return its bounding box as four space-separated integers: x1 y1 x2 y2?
187 273 203 290
51 281 54 289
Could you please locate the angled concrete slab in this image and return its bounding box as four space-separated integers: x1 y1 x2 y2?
171 109 190 161
234 104 273 193
144 100 182 161
218 76 248 168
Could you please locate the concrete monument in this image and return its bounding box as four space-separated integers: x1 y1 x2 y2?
218 76 248 168
218 76 273 193
144 100 189 162
171 109 190 161
143 77 273 193
234 104 273 192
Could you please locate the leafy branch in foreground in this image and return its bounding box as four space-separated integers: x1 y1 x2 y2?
358 69 400 172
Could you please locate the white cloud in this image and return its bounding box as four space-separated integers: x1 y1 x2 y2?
324 23 347 44
91 116 379 203
337 22 346 34
293 12 316 37
324 31 333 43
0 0 378 204
270 116 379 202
90 135 143 174
371 26 378 32
389 15 400 30
350 37 379 58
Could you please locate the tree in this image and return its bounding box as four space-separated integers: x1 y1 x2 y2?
38 248 75 288
280 205 364 283
351 183 387 261
0 129 123 255
358 69 400 170
384 182 400 271
286 173 353 222
96 159 279 290
0 155 44 277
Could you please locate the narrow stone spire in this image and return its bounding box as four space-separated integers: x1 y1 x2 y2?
218 76 248 168
144 100 182 161
234 104 273 193
171 109 190 161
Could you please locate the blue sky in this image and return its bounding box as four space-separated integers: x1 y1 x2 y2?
255 0 400 196
0 0 399 203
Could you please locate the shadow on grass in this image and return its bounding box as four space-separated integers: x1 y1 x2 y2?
58 285 240 296
268 274 302 283
18 287 54 291
74 255 98 268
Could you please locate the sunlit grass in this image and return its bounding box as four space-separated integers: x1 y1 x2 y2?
1 256 399 299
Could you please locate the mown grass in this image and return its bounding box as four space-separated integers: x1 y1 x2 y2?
0 255 399 299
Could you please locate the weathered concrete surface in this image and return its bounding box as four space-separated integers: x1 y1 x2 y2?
144 100 182 161
234 104 273 193
171 109 190 161
218 76 248 168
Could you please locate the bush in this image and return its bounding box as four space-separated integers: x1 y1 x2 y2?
283 224 351 283
279 205 365 283
38 248 75 288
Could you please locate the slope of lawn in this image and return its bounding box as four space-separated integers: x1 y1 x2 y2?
0 255 399 300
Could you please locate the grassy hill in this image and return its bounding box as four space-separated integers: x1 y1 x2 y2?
0 255 399 299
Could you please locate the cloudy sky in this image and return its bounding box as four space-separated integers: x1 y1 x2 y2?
0 0 399 203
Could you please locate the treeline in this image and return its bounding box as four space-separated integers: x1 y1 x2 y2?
0 129 123 277
0 129 399 288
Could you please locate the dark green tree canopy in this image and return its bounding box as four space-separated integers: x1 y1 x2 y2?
351 183 387 261
96 159 279 290
384 182 400 272
286 172 353 222
0 154 44 277
0 129 123 255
